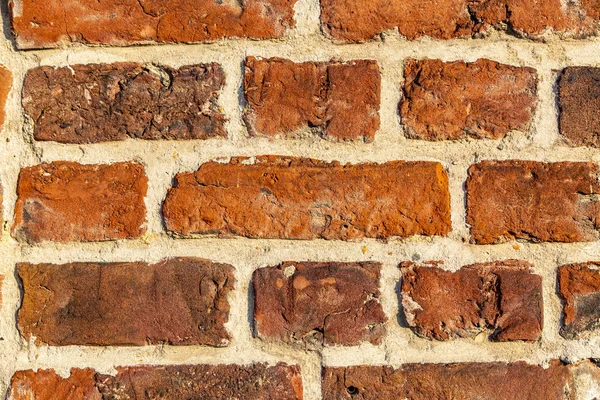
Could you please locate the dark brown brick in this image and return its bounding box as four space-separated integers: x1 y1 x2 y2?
400 260 543 341
466 161 600 244
17 258 234 346
322 361 576 399
162 156 451 240
253 262 387 347
12 161 148 243
400 59 537 140
9 363 303 399
23 63 226 144
558 67 600 147
244 57 380 142
558 262 600 338
10 0 298 49
320 0 600 42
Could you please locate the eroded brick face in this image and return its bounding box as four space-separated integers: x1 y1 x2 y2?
400 260 543 341
557 67 600 147
12 161 148 243
466 161 600 244
162 156 451 240
244 57 380 141
9 363 303 400
253 262 387 347
558 262 600 338
320 0 600 42
17 258 234 346
0 65 12 131
400 59 537 140
23 63 226 144
10 0 298 49
322 361 575 400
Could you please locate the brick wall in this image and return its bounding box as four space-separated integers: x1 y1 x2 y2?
1 0 600 399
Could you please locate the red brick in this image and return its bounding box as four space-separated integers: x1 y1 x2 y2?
162 156 451 240
23 63 226 144
253 262 387 347
320 0 600 42
558 262 600 338
9 0 298 49
322 361 579 399
244 57 380 142
400 59 537 140
9 363 303 399
17 258 234 346
0 65 11 130
400 260 542 341
466 161 600 244
12 161 148 243
558 67 600 147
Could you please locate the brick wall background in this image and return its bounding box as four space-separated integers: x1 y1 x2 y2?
2 0 600 398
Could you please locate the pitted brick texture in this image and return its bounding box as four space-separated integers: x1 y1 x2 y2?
253 262 387 347
244 57 380 141
12 161 148 243
17 258 234 346
320 0 600 42
559 262 600 338
162 156 451 240
9 0 298 49
466 161 600 244
400 59 537 140
400 260 543 341
9 363 303 399
23 63 226 144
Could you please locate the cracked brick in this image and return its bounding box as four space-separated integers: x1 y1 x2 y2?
162 156 451 240
558 262 600 339
23 63 226 144
17 258 234 346
243 57 380 142
12 161 148 243
466 160 600 244
400 260 543 342
9 0 298 49
253 262 387 347
400 58 537 140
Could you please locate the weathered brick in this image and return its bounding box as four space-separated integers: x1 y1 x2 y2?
322 361 588 399
244 57 380 141
9 363 303 399
557 67 600 147
23 63 226 144
9 0 298 49
558 262 600 338
400 59 537 140
17 258 234 346
162 156 451 240
0 65 12 130
12 161 148 243
320 0 600 42
253 262 387 347
400 260 542 341
466 161 600 244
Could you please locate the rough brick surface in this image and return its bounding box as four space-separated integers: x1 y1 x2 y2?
253 262 387 347
0 65 12 130
23 63 226 144
9 363 303 399
244 57 380 141
400 59 537 140
17 258 234 346
322 361 574 399
320 0 600 42
466 161 600 244
12 161 148 243
162 156 451 240
400 260 543 341
10 0 298 49
558 262 600 338
558 67 600 147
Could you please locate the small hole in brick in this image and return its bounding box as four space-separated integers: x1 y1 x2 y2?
347 386 359 395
